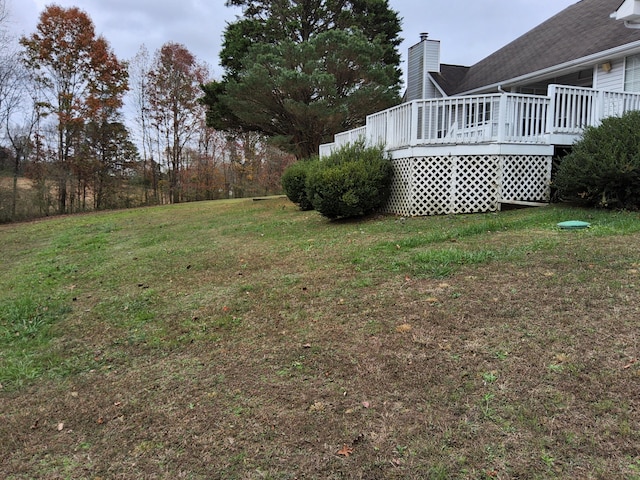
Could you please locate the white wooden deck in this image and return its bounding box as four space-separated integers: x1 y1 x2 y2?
319 85 640 157
319 84 640 216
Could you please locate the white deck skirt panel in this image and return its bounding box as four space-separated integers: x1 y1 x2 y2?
384 150 552 216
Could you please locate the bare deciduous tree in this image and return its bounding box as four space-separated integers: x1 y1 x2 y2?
146 42 208 203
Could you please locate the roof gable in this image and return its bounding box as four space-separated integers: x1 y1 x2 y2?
447 0 640 94
430 64 470 96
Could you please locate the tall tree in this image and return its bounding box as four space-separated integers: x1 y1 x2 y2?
3 66 35 221
0 0 32 221
147 42 208 204
83 120 138 209
128 45 158 204
20 5 128 213
221 0 402 79
202 0 403 158
85 35 132 210
0 0 16 123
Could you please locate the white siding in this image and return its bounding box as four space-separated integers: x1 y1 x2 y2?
423 40 441 73
406 43 424 101
406 38 441 101
424 79 443 99
594 58 625 91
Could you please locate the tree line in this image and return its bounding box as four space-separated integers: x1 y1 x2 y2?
0 0 403 222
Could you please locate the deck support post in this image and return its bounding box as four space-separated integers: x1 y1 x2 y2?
546 84 557 135
594 89 604 127
410 101 419 146
497 93 508 142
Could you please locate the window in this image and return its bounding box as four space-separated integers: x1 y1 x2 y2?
465 102 491 128
624 54 640 92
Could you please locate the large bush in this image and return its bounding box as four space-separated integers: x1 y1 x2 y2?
305 143 393 219
281 158 317 211
555 110 640 209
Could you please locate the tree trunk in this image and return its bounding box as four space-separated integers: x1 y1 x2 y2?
12 158 18 219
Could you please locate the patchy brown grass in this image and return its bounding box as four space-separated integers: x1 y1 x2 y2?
1 198 639 479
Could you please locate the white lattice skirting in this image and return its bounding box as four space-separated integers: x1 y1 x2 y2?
384 154 552 216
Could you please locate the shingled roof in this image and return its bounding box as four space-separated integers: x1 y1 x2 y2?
429 64 470 96
442 0 640 95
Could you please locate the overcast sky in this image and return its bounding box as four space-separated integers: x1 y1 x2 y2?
8 0 577 83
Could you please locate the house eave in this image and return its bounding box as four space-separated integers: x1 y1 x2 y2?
611 0 640 23
457 39 640 95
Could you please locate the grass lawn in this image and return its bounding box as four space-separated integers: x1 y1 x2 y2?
1 197 639 479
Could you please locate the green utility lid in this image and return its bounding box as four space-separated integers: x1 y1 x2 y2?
557 220 590 230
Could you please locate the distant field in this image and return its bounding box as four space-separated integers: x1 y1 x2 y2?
0 176 33 189
1 198 639 479
0 174 53 222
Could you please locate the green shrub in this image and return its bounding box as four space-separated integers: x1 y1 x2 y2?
281 158 317 210
306 142 393 219
555 110 640 209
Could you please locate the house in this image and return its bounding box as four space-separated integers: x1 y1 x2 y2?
320 0 640 216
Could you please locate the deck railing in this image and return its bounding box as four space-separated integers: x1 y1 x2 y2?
320 84 640 155
502 93 550 142
334 126 367 146
547 84 640 134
